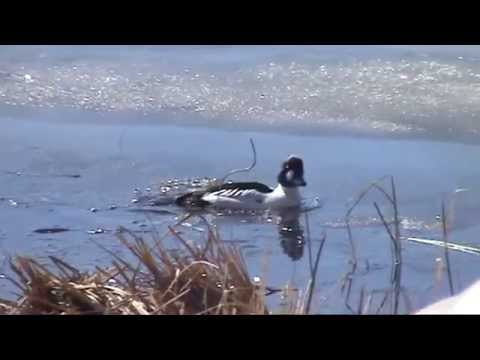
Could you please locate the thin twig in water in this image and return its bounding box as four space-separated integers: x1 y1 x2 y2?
342 275 356 314
363 292 374 315
442 201 454 296
357 287 374 315
305 212 314 276
357 287 365 314
375 290 390 315
369 179 402 314
390 177 401 243
344 175 393 276
368 179 401 314
390 178 403 314
342 175 398 312
373 203 397 253
220 138 257 183
373 201 402 315
304 232 327 315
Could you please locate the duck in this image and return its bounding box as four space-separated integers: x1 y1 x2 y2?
175 155 307 211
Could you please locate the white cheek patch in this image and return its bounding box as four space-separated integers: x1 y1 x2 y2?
286 170 294 182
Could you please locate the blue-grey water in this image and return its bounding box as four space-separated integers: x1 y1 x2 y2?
1 45 480 313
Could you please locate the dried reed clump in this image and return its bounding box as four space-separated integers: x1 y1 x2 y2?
0 226 268 315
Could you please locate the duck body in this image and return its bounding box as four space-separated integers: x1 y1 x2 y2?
175 155 307 212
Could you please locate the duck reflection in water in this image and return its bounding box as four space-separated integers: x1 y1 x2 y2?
277 208 305 261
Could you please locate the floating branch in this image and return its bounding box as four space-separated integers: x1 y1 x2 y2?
220 138 257 183
405 237 480 256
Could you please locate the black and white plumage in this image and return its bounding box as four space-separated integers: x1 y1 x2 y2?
175 155 307 211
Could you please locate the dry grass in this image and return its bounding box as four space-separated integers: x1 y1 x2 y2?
0 224 268 315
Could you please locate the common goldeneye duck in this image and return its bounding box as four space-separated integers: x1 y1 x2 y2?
175 155 307 211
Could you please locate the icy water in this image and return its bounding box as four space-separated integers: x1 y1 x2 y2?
2 45 480 141
1 45 480 313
